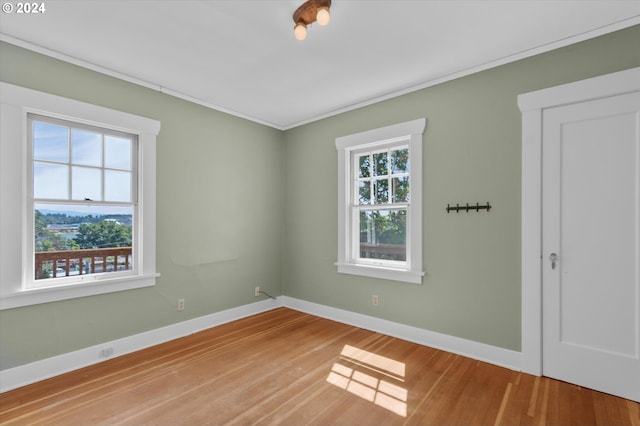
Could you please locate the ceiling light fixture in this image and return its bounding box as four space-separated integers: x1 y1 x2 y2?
293 0 331 41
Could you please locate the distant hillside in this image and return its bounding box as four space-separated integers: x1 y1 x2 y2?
37 210 132 226
37 209 93 217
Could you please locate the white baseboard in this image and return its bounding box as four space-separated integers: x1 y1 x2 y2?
0 297 282 393
1 296 521 393
282 296 522 372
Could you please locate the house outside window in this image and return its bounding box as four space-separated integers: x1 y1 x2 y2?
0 82 160 310
335 118 426 284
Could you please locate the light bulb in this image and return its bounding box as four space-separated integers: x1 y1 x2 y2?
294 22 307 40
316 6 330 26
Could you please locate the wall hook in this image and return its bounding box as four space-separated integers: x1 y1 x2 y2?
446 202 492 213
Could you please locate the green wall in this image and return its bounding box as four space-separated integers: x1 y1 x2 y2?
282 25 640 351
1 25 639 370
0 41 284 369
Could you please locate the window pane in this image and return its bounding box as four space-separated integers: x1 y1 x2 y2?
358 154 370 178
373 152 388 176
358 181 371 205
359 209 406 261
105 170 131 202
34 203 133 280
105 136 132 170
392 177 410 203
34 162 68 199
72 129 102 167
391 148 409 174
33 122 69 163
374 178 389 203
72 166 101 201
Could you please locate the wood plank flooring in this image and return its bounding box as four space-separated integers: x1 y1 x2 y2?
1 307 638 425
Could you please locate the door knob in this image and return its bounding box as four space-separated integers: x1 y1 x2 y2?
549 253 558 270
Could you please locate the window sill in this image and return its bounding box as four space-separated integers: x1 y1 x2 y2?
335 262 424 284
0 273 159 310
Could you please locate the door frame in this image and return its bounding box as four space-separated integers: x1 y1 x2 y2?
517 67 640 375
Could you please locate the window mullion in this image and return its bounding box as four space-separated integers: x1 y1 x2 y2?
101 133 105 202
358 203 408 211
67 125 72 202
131 137 138 203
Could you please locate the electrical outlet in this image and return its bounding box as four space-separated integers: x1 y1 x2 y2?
255 286 260 297
100 347 114 358
372 294 379 306
177 298 185 311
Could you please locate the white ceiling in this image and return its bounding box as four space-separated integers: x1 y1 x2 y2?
1 1 639 129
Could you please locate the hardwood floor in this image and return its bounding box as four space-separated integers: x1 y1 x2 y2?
1 307 638 425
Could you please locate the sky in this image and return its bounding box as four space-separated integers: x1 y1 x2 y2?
32 119 134 207
35 203 133 216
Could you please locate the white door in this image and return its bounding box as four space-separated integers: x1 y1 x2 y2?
542 91 640 402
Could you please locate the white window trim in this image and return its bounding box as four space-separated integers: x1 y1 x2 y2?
0 82 160 310
335 118 426 284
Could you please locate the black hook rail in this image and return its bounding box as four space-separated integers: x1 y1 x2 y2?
446 202 492 213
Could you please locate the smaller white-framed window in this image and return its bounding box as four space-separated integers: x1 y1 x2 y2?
336 118 426 284
0 82 160 310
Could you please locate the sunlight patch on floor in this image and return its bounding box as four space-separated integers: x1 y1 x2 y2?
326 344 408 417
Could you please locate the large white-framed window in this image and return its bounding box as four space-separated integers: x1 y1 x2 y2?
29 114 138 285
335 118 426 284
0 82 160 310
